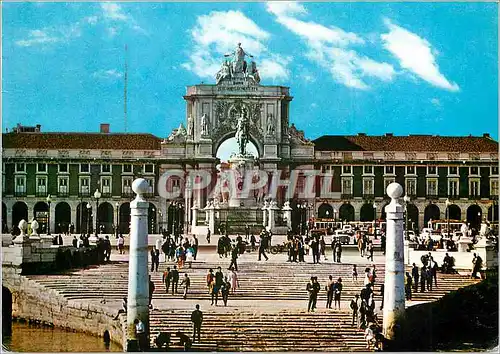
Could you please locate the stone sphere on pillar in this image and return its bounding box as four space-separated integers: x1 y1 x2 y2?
132 178 150 196
386 182 403 200
18 219 27 232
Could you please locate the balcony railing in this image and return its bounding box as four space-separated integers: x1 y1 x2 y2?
363 194 375 200
36 191 48 197
15 190 27 197
341 193 353 200
426 194 439 199
447 194 460 200
468 194 481 200
79 191 90 197
122 191 134 198
57 191 69 197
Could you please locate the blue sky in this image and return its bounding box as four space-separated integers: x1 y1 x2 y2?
3 2 498 143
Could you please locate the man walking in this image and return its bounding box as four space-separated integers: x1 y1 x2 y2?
206 228 211 244
411 263 419 293
180 273 191 300
192 235 199 260
331 238 337 262
306 277 320 312
258 231 269 261
191 304 203 343
163 267 171 293
171 265 179 295
335 241 342 263
229 244 239 271
405 272 412 300
212 266 224 306
149 275 155 309
350 294 360 327
325 275 334 309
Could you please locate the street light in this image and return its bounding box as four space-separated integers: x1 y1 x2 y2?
373 202 377 239
46 194 52 235
86 203 92 235
94 189 101 237
403 195 410 240
445 198 451 238
115 202 119 238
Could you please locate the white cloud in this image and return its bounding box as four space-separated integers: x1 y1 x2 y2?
310 102 318 108
266 2 394 90
183 10 290 82
430 98 441 106
15 29 61 47
381 19 459 92
101 3 128 21
85 16 99 25
93 69 123 80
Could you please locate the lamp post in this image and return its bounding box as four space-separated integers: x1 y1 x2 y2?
151 206 156 234
445 198 451 238
158 210 163 234
46 194 52 235
86 203 91 235
94 189 101 237
403 195 410 240
80 197 84 235
373 202 377 239
115 202 119 238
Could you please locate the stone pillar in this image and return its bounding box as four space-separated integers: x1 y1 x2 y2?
383 183 406 343
261 202 268 228
282 202 292 229
29 220 41 241
268 201 278 231
207 205 215 235
191 205 198 229
126 178 150 351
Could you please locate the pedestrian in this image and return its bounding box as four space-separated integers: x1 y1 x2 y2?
171 265 179 295
331 238 337 262
72 235 78 248
431 259 438 287
229 268 239 294
325 275 334 309
229 244 239 271
180 273 191 299
426 265 433 291
335 241 342 263
192 235 199 260
380 232 386 255
245 224 250 242
306 276 320 312
221 276 230 306
333 277 343 309
149 275 155 309
162 238 170 262
118 234 125 254
206 268 214 294
411 263 419 293
104 235 112 262
405 272 412 300
420 266 426 293
359 299 367 329
206 227 211 243
352 264 358 281
364 268 371 287
250 233 256 251
134 318 147 351
155 237 163 261
258 231 269 261
350 294 360 327
367 241 374 262
186 246 194 269
163 267 171 293
311 237 320 264
472 253 483 279
191 304 203 343
150 246 158 272
211 266 224 306
320 236 327 261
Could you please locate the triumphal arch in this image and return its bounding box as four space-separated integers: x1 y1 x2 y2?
160 43 314 235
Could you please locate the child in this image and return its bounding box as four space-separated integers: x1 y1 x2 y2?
352 264 358 281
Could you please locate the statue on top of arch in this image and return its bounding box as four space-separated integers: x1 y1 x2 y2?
216 43 261 85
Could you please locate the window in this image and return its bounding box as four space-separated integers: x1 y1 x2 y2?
37 163 47 173
102 164 111 173
16 163 25 173
342 165 352 174
123 164 133 173
470 166 479 176
80 163 90 173
406 166 416 175
427 166 437 175
145 177 155 194
448 166 458 176
384 177 395 190
363 165 373 175
58 177 69 195
384 166 394 175
15 176 26 194
58 163 68 173
101 177 112 195
36 176 47 195
406 178 417 196
492 166 499 176
427 179 438 196
491 179 499 196
448 179 459 197
122 177 133 195
144 164 154 174
322 165 334 174
341 178 352 195
469 179 480 197
79 177 90 195
363 178 374 195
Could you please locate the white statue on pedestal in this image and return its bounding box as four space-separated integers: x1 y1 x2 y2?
201 113 210 136
187 115 194 137
31 219 39 236
266 113 275 136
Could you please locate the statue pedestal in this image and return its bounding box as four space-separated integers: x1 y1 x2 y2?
457 237 473 252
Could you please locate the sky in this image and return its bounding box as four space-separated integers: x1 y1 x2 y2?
3 1 499 151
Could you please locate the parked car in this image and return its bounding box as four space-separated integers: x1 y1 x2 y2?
334 230 353 245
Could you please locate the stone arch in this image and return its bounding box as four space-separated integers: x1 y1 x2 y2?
447 204 461 222
148 203 157 234
98 202 114 234
317 203 333 219
488 204 498 222
407 204 419 231
2 202 7 233
213 131 263 159
2 287 12 337
12 202 28 230
119 202 131 234
339 203 355 222
55 202 71 234
76 202 91 234
33 201 49 233
360 203 375 222
466 204 482 230
424 204 440 226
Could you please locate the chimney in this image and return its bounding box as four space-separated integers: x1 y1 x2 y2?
100 123 110 134
483 133 490 138
385 133 393 137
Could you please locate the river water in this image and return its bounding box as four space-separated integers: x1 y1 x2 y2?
4 322 121 352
